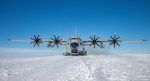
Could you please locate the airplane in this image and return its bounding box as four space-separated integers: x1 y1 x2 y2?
8 28 147 56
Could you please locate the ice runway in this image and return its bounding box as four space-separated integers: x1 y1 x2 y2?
0 54 150 81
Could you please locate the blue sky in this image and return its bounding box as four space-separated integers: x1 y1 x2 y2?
0 0 150 56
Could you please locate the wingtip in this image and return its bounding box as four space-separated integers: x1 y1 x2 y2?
142 39 148 42
8 39 11 42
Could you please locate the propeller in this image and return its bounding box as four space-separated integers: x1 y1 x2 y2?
89 34 100 48
50 34 62 48
109 33 121 48
30 34 43 47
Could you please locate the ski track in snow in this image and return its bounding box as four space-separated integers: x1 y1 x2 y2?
0 54 150 81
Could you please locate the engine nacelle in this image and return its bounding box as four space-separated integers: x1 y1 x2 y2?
47 43 53 48
99 45 105 48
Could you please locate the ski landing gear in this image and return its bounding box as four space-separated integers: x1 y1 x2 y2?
63 51 87 56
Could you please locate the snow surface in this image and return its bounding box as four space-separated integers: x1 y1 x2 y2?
0 54 150 81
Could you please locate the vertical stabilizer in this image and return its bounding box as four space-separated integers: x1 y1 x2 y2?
75 27 78 37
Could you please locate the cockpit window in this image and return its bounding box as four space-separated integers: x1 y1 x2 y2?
70 42 79 49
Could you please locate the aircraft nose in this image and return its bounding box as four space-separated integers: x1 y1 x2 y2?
70 42 79 49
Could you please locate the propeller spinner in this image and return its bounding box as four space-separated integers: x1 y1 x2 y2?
30 34 43 47
109 33 121 48
89 34 100 48
50 34 62 48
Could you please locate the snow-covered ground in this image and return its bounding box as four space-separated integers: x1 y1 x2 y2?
0 54 150 81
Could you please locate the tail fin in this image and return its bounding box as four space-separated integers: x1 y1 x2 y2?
75 27 78 37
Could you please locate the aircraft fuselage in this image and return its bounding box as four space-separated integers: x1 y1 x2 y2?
63 36 87 56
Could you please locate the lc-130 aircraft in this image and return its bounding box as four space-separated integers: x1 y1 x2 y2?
8 28 147 56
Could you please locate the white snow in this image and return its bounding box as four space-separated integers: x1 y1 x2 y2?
0 54 150 81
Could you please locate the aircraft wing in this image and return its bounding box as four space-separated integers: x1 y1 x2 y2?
8 39 67 47
8 39 34 42
117 40 147 42
83 39 147 48
8 39 50 43
8 34 67 47
83 39 147 44
83 33 147 48
8 39 67 43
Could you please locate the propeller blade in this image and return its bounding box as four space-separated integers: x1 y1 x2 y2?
110 35 114 40
93 43 96 47
37 35 40 39
54 35 56 40
37 43 40 47
109 42 113 45
109 33 121 48
114 33 116 39
94 34 96 40
50 35 62 48
96 36 100 40
96 42 100 47
114 44 115 48
89 34 100 48
30 34 43 47
57 36 60 40
90 36 94 40
30 38 34 40
33 43 36 47
116 36 120 40
116 42 120 46
34 34 36 39
56 44 59 48
50 38 54 40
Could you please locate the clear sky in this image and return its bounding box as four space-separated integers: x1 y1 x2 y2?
0 0 150 56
